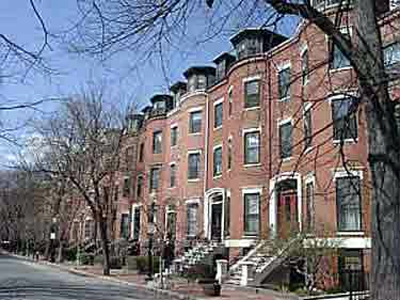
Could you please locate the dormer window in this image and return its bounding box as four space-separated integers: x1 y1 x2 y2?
154 101 166 110
231 29 287 61
183 66 216 92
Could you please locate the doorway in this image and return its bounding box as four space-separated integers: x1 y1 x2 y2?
277 179 299 239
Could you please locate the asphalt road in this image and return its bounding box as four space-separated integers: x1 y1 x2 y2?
0 253 166 300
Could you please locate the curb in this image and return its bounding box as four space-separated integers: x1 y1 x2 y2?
0 250 195 300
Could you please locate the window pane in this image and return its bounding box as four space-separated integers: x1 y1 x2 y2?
213 147 223 176
245 80 260 108
336 177 361 231
228 90 233 116
245 132 260 164
150 168 160 190
188 153 200 179
153 131 162 154
197 75 207 89
279 122 292 159
384 42 400 66
190 111 202 133
302 50 309 85
139 143 144 162
244 193 260 234
136 176 143 198
331 33 351 69
214 103 223 128
170 164 176 187
306 182 314 231
304 107 312 149
188 76 196 92
187 204 198 236
171 127 178 146
278 67 291 99
332 98 358 141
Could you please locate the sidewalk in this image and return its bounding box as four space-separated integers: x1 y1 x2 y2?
0 250 297 300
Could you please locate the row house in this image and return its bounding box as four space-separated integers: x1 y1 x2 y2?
75 0 400 289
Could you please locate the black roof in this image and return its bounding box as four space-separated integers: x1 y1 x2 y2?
183 66 216 79
213 52 236 64
230 28 287 46
150 94 173 104
170 81 187 93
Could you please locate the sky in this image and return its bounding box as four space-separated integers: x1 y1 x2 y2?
0 0 299 166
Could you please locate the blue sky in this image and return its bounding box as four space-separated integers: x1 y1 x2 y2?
0 0 299 166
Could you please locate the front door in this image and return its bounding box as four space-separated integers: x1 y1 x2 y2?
277 191 298 239
211 203 223 240
166 212 176 241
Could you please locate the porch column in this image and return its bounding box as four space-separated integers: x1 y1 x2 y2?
215 259 228 284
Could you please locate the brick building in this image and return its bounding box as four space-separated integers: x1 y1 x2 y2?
71 0 400 289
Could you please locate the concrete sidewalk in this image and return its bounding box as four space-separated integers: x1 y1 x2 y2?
0 250 298 300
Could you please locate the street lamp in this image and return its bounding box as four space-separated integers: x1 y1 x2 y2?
147 202 156 281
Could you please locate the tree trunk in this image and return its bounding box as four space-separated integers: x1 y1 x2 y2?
99 216 110 276
354 1 400 299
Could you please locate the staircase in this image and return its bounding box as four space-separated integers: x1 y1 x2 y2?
226 238 298 286
173 240 221 274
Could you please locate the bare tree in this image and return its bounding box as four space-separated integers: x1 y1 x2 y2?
33 84 131 275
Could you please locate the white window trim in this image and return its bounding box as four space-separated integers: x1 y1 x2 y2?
278 117 293 126
305 172 316 185
242 187 263 195
333 169 363 180
213 144 223 151
170 123 178 128
243 75 261 83
213 97 224 106
300 46 309 85
186 198 201 205
300 44 308 56
213 144 223 178
243 127 262 134
188 149 202 155
188 106 203 113
277 62 291 71
228 85 233 94
169 161 176 166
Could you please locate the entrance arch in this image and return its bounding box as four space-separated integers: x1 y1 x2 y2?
269 173 302 238
204 188 226 241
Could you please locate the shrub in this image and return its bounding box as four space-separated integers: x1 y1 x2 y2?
80 253 95 265
184 263 215 282
126 256 138 270
110 256 123 269
64 248 77 262
93 255 103 265
134 256 160 274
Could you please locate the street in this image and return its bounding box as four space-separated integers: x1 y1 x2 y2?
0 253 164 300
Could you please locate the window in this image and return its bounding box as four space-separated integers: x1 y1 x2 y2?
336 176 362 231
302 49 309 85
228 139 233 170
153 131 162 154
171 126 178 146
244 193 260 235
384 42 400 66
136 175 143 198
214 102 223 128
187 203 198 237
189 111 202 134
228 89 233 116
125 147 133 170
216 61 226 82
188 76 196 92
133 206 141 241
154 100 166 110
213 146 223 177
120 213 130 239
197 75 207 90
139 143 144 162
339 250 365 291
278 67 291 100
170 164 176 187
330 31 351 69
188 152 201 179
84 220 94 239
244 80 260 108
224 196 230 237
304 106 313 149
305 181 315 231
244 131 260 164
332 97 358 141
150 167 160 191
279 122 292 159
123 176 131 197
